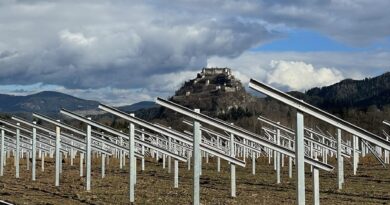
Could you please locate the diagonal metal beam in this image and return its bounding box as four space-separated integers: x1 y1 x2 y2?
249 79 390 151
59 109 186 162
97 104 245 167
155 97 333 171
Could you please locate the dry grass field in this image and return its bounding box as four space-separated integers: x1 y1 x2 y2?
0 154 390 205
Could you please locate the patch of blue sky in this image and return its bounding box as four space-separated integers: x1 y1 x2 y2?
253 29 390 52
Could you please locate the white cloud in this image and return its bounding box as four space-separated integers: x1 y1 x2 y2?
208 51 390 91
59 30 96 46
267 60 344 91
231 70 250 85
148 71 198 93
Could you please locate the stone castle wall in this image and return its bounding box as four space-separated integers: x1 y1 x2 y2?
201 68 231 76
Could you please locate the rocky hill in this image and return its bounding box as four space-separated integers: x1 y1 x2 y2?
151 68 270 132
170 68 258 118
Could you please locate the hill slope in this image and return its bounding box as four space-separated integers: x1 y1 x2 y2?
291 72 390 112
149 69 390 135
118 101 157 112
0 91 99 114
285 72 390 134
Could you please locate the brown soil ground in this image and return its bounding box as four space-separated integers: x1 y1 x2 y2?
0 154 390 205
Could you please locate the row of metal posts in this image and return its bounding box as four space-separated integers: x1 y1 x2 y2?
0 117 388 205
0 121 136 190
1 120 300 193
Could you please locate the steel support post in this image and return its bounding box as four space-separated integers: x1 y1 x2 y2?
187 150 191 171
174 159 179 188
32 122 37 181
168 137 172 173
141 131 145 171
129 113 135 203
70 141 74 166
274 150 277 171
193 109 201 205
268 148 271 164
324 149 328 164
276 126 281 184
217 136 221 172
86 118 92 191
55 122 60 186
41 151 45 172
230 131 236 198
337 129 343 190
4 145 7 167
252 151 256 175
27 152 30 170
310 133 314 172
80 152 84 177
16 123 20 178
133 156 136 185
120 137 123 169
163 154 166 169
102 153 105 178
0 129 4 176
313 167 320 205
296 112 305 205
243 139 247 163
289 141 293 179
352 135 358 175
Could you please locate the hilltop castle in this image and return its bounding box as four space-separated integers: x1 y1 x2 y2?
170 67 254 116
200 67 231 76
175 68 242 97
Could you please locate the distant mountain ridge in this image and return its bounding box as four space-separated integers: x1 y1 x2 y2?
0 91 156 116
0 91 99 114
118 101 158 112
290 72 390 112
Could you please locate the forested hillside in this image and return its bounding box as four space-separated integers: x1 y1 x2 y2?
147 69 390 136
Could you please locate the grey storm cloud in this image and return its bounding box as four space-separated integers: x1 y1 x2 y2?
0 0 389 104
0 0 277 90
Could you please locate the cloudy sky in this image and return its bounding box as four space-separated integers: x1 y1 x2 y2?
0 0 389 105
